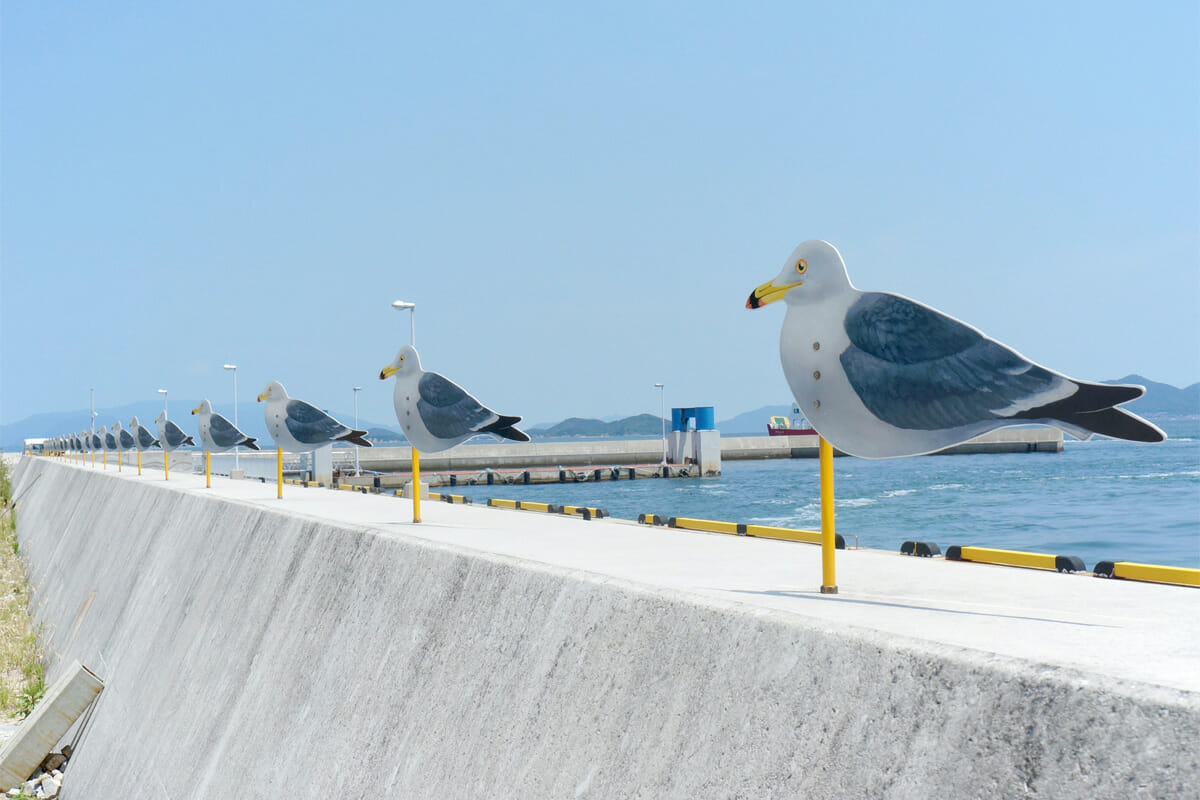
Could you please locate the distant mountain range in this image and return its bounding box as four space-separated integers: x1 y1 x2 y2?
4 375 1196 450
530 414 665 438
1105 375 1200 416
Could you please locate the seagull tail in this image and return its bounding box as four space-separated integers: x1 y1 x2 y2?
183 435 196 446
243 437 261 451
480 415 531 443
1055 406 1166 443
336 429 373 447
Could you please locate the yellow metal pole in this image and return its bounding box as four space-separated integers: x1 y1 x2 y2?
103 452 106 469
205 451 211 488
137 450 142 475
164 451 169 481
819 436 838 594
118 451 122 472
412 447 422 523
277 448 283 499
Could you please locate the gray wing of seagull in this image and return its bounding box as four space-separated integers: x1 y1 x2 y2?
838 293 1142 432
136 426 157 448
164 420 193 447
209 413 247 448
119 428 135 448
284 399 350 445
417 371 496 439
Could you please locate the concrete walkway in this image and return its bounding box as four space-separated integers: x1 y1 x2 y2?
48 455 1199 699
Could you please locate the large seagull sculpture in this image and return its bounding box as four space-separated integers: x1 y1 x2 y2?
747 240 1165 459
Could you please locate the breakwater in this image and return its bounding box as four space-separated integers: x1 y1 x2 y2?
10 456 1196 798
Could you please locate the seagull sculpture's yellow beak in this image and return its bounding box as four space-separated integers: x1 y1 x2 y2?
380 364 399 380
256 391 269 402
747 279 801 309
190 406 201 415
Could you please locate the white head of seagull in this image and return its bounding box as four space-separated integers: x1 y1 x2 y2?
747 239 1165 458
747 240 853 310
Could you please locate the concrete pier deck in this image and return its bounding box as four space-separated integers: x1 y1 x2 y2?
9 455 1197 798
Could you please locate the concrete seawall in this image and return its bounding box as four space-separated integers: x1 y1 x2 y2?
347 428 1063 472
10 457 1197 798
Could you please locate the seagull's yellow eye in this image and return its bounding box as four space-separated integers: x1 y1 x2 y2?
795 260 807 274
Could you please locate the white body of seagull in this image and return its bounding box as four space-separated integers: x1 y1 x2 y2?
257 381 371 453
155 411 195 451
380 344 530 453
129 417 159 451
192 399 259 452
747 240 1165 459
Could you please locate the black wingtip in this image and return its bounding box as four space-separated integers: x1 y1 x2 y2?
480 415 526 438
244 437 260 451
337 429 373 447
494 427 531 443
183 435 196 446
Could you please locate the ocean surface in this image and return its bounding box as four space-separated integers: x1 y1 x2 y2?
460 418 1200 570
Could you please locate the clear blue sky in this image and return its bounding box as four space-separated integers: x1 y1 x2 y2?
3 1 1197 431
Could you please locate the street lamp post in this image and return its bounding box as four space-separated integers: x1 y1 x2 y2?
224 365 238 470
654 383 666 465
158 388 168 417
353 386 362 475
392 300 416 346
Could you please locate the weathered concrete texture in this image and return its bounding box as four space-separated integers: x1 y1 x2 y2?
11 458 1198 799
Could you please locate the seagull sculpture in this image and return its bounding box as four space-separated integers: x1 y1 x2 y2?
257 381 371 452
192 399 259 452
113 420 136 452
380 344 530 452
747 240 1165 459
155 411 195 451
129 417 159 451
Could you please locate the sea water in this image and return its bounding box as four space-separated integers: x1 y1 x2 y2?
461 419 1200 570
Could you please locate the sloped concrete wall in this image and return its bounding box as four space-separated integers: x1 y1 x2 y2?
10 458 1197 799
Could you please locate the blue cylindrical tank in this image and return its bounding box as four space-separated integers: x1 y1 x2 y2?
695 406 715 430
671 408 684 432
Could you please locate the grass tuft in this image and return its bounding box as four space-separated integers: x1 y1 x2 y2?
0 460 44 721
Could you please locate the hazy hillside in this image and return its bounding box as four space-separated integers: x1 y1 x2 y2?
536 414 664 438
1106 375 1199 416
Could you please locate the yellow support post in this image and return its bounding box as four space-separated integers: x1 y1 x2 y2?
276 448 283 499
205 451 211 488
137 451 142 476
164 451 169 481
412 448 422 523
118 451 122 472
103 452 106 469
819 436 838 594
